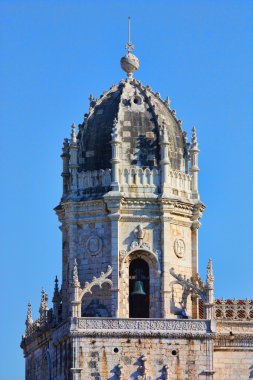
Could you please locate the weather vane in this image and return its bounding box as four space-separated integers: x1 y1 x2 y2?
125 16 134 53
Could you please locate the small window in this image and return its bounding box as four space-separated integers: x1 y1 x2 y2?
133 96 142 105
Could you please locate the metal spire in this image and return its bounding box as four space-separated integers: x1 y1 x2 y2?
125 16 134 53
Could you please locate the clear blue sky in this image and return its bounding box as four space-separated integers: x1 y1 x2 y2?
0 1 252 378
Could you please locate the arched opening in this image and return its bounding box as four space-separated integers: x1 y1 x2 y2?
129 258 149 318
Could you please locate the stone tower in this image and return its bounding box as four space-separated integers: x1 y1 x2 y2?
21 25 253 380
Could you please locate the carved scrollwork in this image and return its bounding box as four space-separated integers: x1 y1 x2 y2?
170 268 207 310
77 318 210 335
79 266 113 301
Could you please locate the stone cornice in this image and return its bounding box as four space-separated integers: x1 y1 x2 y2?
216 320 253 334
216 333 253 341
169 219 193 227
120 216 160 222
70 330 215 339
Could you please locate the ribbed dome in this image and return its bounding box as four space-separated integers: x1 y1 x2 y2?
77 78 186 173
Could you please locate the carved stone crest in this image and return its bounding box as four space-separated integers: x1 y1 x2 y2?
86 235 102 256
174 238 185 258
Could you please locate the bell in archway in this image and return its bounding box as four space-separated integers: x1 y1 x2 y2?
131 280 146 296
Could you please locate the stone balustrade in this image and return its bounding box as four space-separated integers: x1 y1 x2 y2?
76 167 192 197
168 169 192 193
78 169 112 190
215 299 253 321
120 167 160 192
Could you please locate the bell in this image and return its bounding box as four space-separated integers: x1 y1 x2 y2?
131 280 146 296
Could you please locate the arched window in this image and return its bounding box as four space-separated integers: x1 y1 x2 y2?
129 258 149 318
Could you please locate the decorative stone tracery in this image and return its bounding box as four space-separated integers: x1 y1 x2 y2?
70 261 113 318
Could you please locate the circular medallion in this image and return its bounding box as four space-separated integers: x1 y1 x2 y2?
174 238 185 258
86 236 102 256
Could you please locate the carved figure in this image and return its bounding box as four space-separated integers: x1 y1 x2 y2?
135 224 145 245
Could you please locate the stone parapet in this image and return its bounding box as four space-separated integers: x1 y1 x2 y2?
215 299 253 321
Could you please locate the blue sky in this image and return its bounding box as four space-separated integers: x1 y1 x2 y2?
0 1 253 378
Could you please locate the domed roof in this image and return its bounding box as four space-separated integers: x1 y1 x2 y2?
77 77 186 172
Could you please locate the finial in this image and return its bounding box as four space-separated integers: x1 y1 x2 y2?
165 96 171 108
72 258 80 287
206 258 214 289
89 94 95 106
160 120 169 143
25 302 33 329
111 118 119 140
71 123 77 144
53 276 61 303
39 288 49 321
120 17 139 77
191 127 198 149
62 138 69 153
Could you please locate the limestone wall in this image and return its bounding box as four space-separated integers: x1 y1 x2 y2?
214 350 253 380
75 336 211 380
25 335 213 380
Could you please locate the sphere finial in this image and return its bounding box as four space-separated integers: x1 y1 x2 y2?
120 16 139 77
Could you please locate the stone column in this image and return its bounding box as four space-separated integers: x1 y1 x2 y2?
191 221 199 318
69 123 79 193
104 193 122 317
70 337 82 380
60 224 70 320
110 118 121 191
160 199 173 318
191 219 200 276
203 339 216 380
189 127 200 200
205 259 215 320
159 121 170 195
70 259 81 318
65 220 79 318
191 205 202 318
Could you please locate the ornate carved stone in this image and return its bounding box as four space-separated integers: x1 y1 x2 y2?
86 235 102 256
174 238 185 258
170 268 207 311
79 265 113 301
135 224 145 245
77 318 210 336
